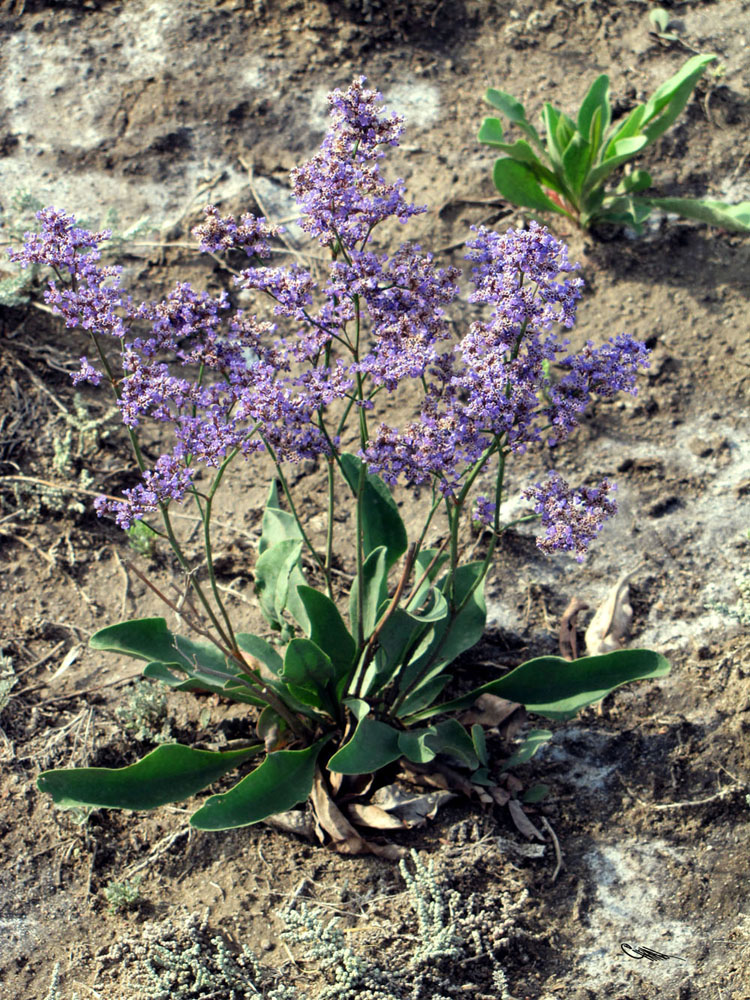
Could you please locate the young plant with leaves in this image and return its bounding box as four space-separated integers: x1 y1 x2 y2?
479 54 750 233
14 79 669 845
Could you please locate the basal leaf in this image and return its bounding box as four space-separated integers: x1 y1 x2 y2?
38 743 260 811
349 545 388 643
484 88 545 151
492 160 569 216
189 739 328 830
327 717 402 774
340 453 407 570
640 54 716 141
235 633 284 676
408 648 670 723
296 585 356 681
561 134 592 198
254 538 303 630
500 729 552 771
577 74 611 147
425 719 479 769
258 480 302 553
282 638 336 712
642 196 750 232
478 116 505 146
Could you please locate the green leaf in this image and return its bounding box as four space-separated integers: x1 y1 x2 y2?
484 88 545 151
234 633 283 675
397 727 438 764
649 7 671 33
328 717 402 774
190 740 328 830
577 74 611 148
400 560 488 694
296 585 356 682
93 618 263 705
258 480 302 553
641 54 716 143
479 129 561 188
38 743 260 811
471 724 488 767
522 783 550 803
616 169 652 195
409 648 670 723
500 729 552 771
584 135 649 192
396 673 452 717
254 538 303 630
561 134 592 198
339 453 407 570
408 547 450 611
478 116 505 146
641 196 750 232
282 638 336 712
492 159 569 216
425 719 479 769
349 545 388 643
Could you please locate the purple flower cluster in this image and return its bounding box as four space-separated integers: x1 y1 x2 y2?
11 80 648 557
523 473 617 561
291 77 425 247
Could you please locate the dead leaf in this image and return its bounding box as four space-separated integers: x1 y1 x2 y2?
508 799 546 841
585 561 646 655
558 597 589 660
310 772 405 858
487 785 511 807
50 644 81 681
265 808 315 839
371 785 456 828
460 692 521 728
346 802 406 830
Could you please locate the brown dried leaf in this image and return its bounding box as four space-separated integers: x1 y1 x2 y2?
558 597 589 660
371 785 457 828
584 562 646 655
346 802 406 830
460 692 521 728
508 798 546 841
487 785 511 807
265 808 315 839
311 773 405 858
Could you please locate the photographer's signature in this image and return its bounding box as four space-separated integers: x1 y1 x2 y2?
621 943 686 963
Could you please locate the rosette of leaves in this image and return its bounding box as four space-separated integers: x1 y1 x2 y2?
38 474 669 839
478 54 750 233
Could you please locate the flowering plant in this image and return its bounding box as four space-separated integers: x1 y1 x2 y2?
17 80 668 841
479 54 750 233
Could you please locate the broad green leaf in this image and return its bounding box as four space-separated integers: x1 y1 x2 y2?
408 547 450 611
339 453 407 570
542 103 564 169
407 648 670 723
38 743 260 811
91 618 225 673
349 545 388 643
615 169 652 195
500 729 552 771
141 661 265 706
398 727 438 764
484 88 545 150
234 633 283 676
254 538 303 629
641 54 716 142
479 129 561 188
258 480 302 553
471 724 488 767
282 638 336 712
561 134 592 198
522 783 550 803
93 619 262 705
602 104 647 160
642 196 750 232
400 560 488 693
296 585 356 682
328 717 402 774
344 697 371 721
190 739 328 830
492 159 570 216
649 7 671 33
577 74 611 147
597 195 653 228
425 719 479 769
584 135 649 192
478 116 505 146
396 673 452 717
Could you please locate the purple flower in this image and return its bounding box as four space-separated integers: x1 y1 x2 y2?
523 472 617 561
71 357 103 386
291 77 426 248
95 455 195 529
473 496 496 525
192 205 279 257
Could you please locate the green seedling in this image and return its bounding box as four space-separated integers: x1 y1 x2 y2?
479 54 750 233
